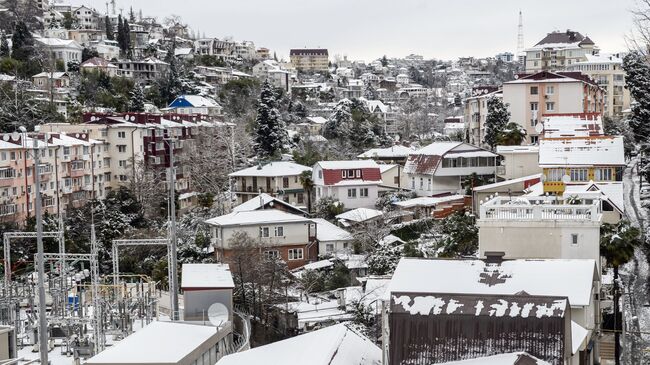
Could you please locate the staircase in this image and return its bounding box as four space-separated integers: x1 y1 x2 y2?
599 334 616 365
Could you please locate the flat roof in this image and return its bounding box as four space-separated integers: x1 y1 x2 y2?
181 264 234 289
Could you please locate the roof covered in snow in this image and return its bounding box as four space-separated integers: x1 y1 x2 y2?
229 161 312 177
168 95 220 109
316 160 380 170
86 321 222 365
357 145 416 159
336 208 384 224
436 352 550 365
473 174 542 192
563 182 624 213
393 195 466 209
217 323 381 365
181 263 234 289
541 115 603 138
312 218 354 242
538 137 625 167
205 210 311 227
232 193 307 215
385 258 598 306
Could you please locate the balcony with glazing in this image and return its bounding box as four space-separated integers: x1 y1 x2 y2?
478 195 602 222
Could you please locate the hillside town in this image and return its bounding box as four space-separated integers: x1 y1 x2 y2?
0 1 648 365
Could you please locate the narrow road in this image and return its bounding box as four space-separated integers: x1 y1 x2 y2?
620 159 650 364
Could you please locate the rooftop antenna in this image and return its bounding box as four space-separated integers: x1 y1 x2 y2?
516 10 524 58
111 0 116 15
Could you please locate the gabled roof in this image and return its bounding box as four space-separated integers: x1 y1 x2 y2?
393 194 466 209
205 210 311 227
535 30 587 47
232 193 307 215
357 145 415 159
229 161 311 177
316 160 379 170
32 72 68 79
217 323 381 365
312 218 354 242
404 142 496 175
336 208 384 224
538 137 625 167
80 57 117 68
385 258 598 306
181 263 234 289
168 95 220 109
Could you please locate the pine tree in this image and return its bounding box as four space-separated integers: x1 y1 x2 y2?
364 83 377 100
0 31 9 58
158 37 182 105
483 96 511 149
322 99 352 142
122 19 131 55
254 81 288 158
105 16 114 40
380 55 388 67
11 21 33 62
623 51 650 142
129 84 146 112
129 6 136 23
116 15 124 51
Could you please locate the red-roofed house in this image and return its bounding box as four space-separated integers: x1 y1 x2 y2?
312 160 382 209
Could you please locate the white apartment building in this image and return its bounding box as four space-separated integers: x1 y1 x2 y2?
229 161 312 207
568 54 631 117
525 30 597 73
34 38 83 70
312 160 382 210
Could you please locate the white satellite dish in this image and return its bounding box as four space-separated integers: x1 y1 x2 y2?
562 174 571 184
534 123 544 134
207 303 229 327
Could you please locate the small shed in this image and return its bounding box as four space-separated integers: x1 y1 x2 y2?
181 264 235 322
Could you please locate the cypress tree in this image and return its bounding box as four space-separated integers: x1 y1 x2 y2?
254 81 288 158
484 96 511 149
11 21 33 62
623 51 650 142
105 15 114 40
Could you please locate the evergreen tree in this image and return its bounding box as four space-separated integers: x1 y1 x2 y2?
380 55 388 67
0 31 9 57
116 15 124 51
623 51 650 142
11 21 33 62
322 99 352 142
497 122 527 146
129 83 146 112
122 19 131 55
105 15 114 40
253 81 287 158
129 6 136 23
158 37 182 105
483 96 511 149
364 83 377 100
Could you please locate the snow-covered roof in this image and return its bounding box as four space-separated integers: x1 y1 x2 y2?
181 263 234 289
217 323 381 365
205 210 311 227
171 95 220 108
473 174 542 192
229 161 311 177
357 145 415 159
378 164 398 174
410 142 463 156
306 116 327 124
563 182 624 213
35 37 82 49
336 208 384 223
85 321 223 365
32 72 68 79
332 179 382 187
436 352 550 365
496 145 539 154
385 258 598 306
541 115 603 138
317 160 380 170
312 218 354 242
232 193 306 214
538 137 625 167
393 194 466 208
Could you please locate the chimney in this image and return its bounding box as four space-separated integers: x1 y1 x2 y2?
484 251 505 264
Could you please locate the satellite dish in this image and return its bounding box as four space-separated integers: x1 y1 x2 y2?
11 132 19 141
562 175 571 184
207 303 229 327
534 123 544 134
2 134 9 142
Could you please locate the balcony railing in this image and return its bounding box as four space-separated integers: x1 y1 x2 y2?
479 196 601 222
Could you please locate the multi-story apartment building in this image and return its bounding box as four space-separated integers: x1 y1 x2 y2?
229 161 312 208
206 210 317 269
312 160 382 210
502 71 604 144
525 30 597 73
464 86 501 147
289 49 329 73
403 142 498 197
115 58 169 84
34 38 83 71
567 54 631 118
72 5 99 30
193 38 237 61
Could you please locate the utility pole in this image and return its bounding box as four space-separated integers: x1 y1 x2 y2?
33 137 49 365
167 138 179 320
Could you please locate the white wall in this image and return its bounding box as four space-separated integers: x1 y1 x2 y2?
213 221 311 249
503 83 527 127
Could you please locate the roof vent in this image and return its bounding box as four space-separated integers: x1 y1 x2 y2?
484 251 505 264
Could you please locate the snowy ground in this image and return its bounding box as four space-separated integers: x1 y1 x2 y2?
620 158 650 364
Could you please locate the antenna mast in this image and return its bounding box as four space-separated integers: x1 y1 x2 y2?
517 10 524 59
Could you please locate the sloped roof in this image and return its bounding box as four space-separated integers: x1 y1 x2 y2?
535 30 587 47
357 145 415 159
168 95 220 109
205 210 311 227
80 57 117 68
385 258 598 306
312 218 354 242
336 208 384 223
229 161 311 177
217 323 381 365
232 193 307 215
317 160 379 170
436 352 550 365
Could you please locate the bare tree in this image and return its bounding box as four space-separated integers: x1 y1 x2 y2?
629 0 650 54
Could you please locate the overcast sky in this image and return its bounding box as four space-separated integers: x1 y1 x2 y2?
81 0 637 61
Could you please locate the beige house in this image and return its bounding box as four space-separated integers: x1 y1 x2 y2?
229 161 312 207
568 54 631 118
289 48 329 73
502 71 604 144
525 30 597 73
464 87 502 147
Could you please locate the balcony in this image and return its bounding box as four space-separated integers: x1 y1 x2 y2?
0 204 18 217
479 196 601 222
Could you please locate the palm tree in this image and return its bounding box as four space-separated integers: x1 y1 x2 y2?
299 170 314 213
600 220 642 365
497 122 527 146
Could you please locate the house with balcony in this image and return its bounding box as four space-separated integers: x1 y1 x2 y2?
205 210 317 269
383 256 599 365
403 142 498 197
312 160 382 210
229 161 312 208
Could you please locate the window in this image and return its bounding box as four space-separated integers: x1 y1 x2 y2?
341 170 346 178
570 168 588 182
427 178 432 190
546 86 554 95
117 131 126 138
274 226 284 237
282 177 289 188
571 234 579 245
326 243 334 253
546 102 555 111
355 169 361 178
288 248 304 260
117 145 127 153
394 176 399 185
119 175 128 182
260 227 270 238
347 188 357 198
318 170 322 179
297 193 304 204
411 178 415 189
546 168 564 182
530 102 538 111
530 86 538 95
360 188 369 197
595 168 612 181
118 160 127 168
264 250 279 259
